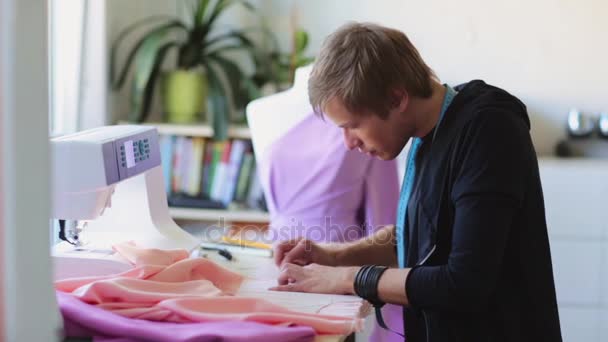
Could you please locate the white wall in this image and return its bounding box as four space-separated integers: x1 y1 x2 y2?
261 0 608 155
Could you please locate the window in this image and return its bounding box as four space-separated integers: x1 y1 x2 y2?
49 0 107 136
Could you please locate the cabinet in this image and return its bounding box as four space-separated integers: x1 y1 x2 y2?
539 158 608 342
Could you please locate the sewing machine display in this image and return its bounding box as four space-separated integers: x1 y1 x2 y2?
51 125 199 279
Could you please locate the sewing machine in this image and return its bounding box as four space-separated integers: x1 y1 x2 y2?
51 125 199 279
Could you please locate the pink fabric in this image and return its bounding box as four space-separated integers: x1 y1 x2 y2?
56 242 362 336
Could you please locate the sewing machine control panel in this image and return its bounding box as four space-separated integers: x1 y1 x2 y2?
115 130 161 180
120 138 151 168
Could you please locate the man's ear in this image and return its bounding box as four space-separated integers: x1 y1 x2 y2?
389 88 409 112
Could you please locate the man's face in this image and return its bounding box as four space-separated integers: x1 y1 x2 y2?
323 96 415 160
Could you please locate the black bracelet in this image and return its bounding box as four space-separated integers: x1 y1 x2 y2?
353 265 389 308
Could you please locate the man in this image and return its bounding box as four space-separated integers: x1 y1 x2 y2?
269 22 562 341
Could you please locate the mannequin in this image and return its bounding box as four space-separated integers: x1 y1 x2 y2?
246 64 313 160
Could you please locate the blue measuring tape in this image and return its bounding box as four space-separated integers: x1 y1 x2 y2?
396 85 457 268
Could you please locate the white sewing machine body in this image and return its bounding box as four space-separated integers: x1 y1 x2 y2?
51 125 198 280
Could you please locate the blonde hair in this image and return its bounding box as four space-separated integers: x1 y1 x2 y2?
309 22 436 118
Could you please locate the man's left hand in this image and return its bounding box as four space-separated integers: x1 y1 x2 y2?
269 263 358 295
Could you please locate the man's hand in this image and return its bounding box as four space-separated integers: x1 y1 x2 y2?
269 263 359 295
273 237 337 267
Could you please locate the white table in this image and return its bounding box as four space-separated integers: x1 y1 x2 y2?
202 252 369 342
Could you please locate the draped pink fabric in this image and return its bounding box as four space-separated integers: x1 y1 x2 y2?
55 242 362 336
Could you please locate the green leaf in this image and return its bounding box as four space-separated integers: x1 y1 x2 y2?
203 30 254 52
294 29 309 55
242 77 261 101
295 56 315 68
195 0 222 34
204 41 258 68
194 0 211 27
204 0 255 32
207 53 250 109
111 21 186 90
206 43 253 56
110 16 173 87
136 42 179 122
129 27 178 122
205 65 229 141
178 42 204 69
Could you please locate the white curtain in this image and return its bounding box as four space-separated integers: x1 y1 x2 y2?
50 0 107 136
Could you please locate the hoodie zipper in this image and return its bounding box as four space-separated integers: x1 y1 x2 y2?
417 244 436 342
418 245 436 266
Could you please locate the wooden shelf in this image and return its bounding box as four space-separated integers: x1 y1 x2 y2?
169 207 269 223
123 122 252 139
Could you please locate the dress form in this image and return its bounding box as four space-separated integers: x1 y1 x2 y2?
246 64 314 159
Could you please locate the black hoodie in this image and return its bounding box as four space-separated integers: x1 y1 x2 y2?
400 80 562 341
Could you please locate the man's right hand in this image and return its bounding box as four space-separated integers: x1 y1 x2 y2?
273 237 337 267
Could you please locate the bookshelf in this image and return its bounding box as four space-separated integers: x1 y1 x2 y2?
169 207 270 223
149 122 252 140
124 122 269 224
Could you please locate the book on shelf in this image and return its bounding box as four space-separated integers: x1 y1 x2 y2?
200 142 214 198
246 166 265 210
186 138 205 196
223 139 247 205
207 141 223 199
158 132 267 214
210 141 232 202
235 150 254 202
170 136 185 194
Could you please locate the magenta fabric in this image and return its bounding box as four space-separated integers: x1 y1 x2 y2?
57 291 315 342
256 113 404 340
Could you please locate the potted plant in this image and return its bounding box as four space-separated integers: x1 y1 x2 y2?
111 0 258 140
250 27 314 96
